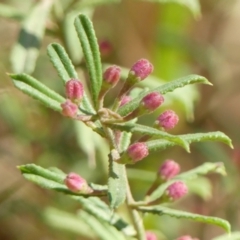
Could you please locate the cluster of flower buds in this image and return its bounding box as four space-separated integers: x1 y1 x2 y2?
64 172 93 194
61 79 84 118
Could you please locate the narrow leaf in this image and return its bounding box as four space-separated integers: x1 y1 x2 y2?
74 14 102 108
118 75 211 117
108 156 127 209
10 77 62 112
138 206 231 233
47 43 95 114
10 73 65 103
10 0 53 73
0 3 24 20
180 132 233 148
108 123 189 151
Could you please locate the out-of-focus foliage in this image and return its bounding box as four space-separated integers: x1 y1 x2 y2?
0 0 239 240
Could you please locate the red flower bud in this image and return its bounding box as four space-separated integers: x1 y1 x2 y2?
120 95 132 107
127 142 149 163
61 100 78 118
166 181 188 201
64 172 92 193
158 160 180 180
141 92 164 111
146 231 158 240
66 79 84 103
103 65 121 86
99 40 112 57
155 110 179 130
129 59 153 81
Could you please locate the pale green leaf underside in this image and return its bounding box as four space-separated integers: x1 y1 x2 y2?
118 75 211 117
108 160 127 209
138 206 230 233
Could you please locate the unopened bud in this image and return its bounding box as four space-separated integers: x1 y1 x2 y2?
155 110 179 130
129 59 153 81
103 65 121 86
66 79 84 104
127 142 149 163
176 235 199 240
120 95 132 107
166 181 188 201
117 142 149 164
99 40 112 57
61 100 78 118
158 160 180 180
146 231 158 240
141 92 164 112
64 172 92 194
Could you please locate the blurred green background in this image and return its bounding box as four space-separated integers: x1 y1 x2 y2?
0 0 240 239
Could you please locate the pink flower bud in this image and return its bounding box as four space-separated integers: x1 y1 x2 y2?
64 172 92 193
146 231 158 240
158 160 180 180
61 100 78 118
99 40 112 57
103 65 121 86
141 92 164 111
166 181 188 201
66 79 84 103
155 110 179 130
120 95 132 106
129 59 153 81
177 235 199 240
127 142 149 163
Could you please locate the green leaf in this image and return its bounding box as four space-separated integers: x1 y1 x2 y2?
79 210 126 240
138 0 201 19
118 74 211 117
10 0 53 73
145 131 233 153
108 158 127 209
10 73 65 103
180 131 233 148
74 14 102 108
10 74 63 112
147 162 226 203
138 205 231 233
47 43 95 114
107 123 189 151
212 232 240 240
